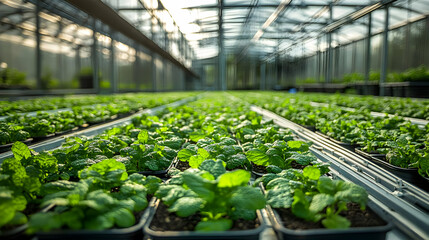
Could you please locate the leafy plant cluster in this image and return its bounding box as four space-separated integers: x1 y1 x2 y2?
27 159 161 233
255 165 368 229
232 92 429 177
157 160 266 231
0 109 187 231
0 93 373 234
0 92 195 145
0 92 196 116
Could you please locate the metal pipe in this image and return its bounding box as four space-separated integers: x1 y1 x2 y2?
365 13 372 94
380 6 390 96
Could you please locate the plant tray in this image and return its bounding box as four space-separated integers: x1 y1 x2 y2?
266 203 391 240
0 138 33 153
33 134 55 142
369 155 420 184
314 132 359 151
34 199 154 240
354 148 386 160
143 199 266 240
1 204 54 240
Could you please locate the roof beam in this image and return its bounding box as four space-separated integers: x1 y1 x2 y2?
65 0 198 78
183 3 372 10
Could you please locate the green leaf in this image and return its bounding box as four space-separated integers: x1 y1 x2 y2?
79 159 128 184
177 148 195 162
266 165 282 173
189 155 205 168
317 177 336 195
27 212 62 233
189 130 206 142
246 149 269 166
302 166 321 180
309 193 335 212
230 207 256 220
182 171 215 201
266 187 294 208
109 208 135 228
334 182 368 208
198 160 226 178
195 219 233 232
291 190 315 221
230 186 265 210
217 170 250 188
198 148 210 159
169 197 204 217
322 214 351 229
11 141 31 161
137 130 149 144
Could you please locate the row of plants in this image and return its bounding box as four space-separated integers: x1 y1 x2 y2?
0 92 194 116
0 93 389 239
232 92 429 180
247 91 429 120
0 93 195 147
296 65 429 85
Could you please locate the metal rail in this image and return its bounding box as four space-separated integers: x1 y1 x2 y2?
251 105 429 240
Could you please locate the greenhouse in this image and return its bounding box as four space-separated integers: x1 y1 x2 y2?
0 0 428 240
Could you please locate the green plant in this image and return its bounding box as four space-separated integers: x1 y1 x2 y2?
259 165 368 229
26 159 161 232
0 68 26 86
155 160 265 231
246 140 315 170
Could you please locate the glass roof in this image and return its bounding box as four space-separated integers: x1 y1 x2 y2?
159 0 429 60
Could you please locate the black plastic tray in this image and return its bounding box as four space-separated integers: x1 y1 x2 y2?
354 148 386 160
54 127 79 136
266 204 391 240
34 199 154 240
301 125 316 132
315 132 359 151
32 134 55 142
0 138 33 153
143 199 266 240
369 155 420 184
0 204 54 240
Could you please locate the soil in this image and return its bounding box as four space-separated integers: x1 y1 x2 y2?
251 163 267 174
275 202 386 230
252 161 308 174
175 160 190 171
149 201 260 231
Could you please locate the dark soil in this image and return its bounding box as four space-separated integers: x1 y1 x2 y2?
275 202 386 230
251 163 267 174
252 161 308 174
290 161 307 170
175 160 190 171
150 201 259 231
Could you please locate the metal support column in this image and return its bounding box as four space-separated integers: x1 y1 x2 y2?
218 0 226 90
325 3 333 83
134 46 140 90
260 62 266 90
92 19 99 93
152 53 157 92
365 13 372 94
380 6 390 96
150 12 157 92
110 38 117 93
35 1 42 90
316 37 321 83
